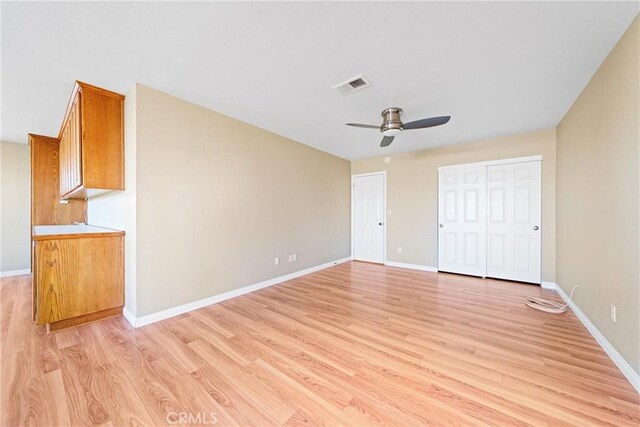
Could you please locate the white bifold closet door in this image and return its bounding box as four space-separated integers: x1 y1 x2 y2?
486 161 541 283
438 159 541 284
437 165 487 277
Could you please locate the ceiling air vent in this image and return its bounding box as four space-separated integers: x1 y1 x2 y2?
332 74 372 95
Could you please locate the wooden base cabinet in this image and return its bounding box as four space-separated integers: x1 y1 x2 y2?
33 225 124 331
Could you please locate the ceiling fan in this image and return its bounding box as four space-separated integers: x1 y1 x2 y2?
347 108 451 147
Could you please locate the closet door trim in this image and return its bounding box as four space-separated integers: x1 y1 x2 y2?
437 155 542 172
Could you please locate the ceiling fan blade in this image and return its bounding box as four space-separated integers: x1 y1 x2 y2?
403 116 451 130
380 136 394 147
346 123 380 129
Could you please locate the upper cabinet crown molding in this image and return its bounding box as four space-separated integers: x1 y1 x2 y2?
58 81 125 200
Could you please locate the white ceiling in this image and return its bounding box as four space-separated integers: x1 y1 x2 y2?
2 2 638 160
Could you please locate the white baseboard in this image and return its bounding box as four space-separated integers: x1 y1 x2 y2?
555 284 639 393
384 261 438 273
122 307 137 327
540 281 557 290
0 269 31 278
127 257 352 328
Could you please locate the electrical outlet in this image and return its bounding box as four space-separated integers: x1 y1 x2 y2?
610 304 616 323
397 247 402 254
274 257 279 266
292 253 297 262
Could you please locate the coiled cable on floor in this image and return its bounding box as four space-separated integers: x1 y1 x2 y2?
525 285 579 314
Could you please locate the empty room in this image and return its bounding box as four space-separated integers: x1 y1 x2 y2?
1 1 639 426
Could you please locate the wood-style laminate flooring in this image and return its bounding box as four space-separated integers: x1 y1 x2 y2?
1 261 638 426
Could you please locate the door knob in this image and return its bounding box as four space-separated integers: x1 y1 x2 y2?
439 224 444 228
533 226 539 231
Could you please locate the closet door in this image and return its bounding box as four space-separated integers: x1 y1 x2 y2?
438 165 486 277
486 161 541 284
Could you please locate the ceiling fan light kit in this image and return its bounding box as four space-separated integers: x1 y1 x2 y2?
347 107 451 147
381 108 404 136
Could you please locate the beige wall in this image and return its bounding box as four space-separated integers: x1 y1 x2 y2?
88 84 138 316
0 141 31 273
135 84 351 316
352 129 557 282
556 16 639 374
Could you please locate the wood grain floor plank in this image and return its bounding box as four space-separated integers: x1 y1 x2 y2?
90 360 155 426
188 338 298 424
1 263 638 426
97 317 190 425
3 276 32 355
1 350 30 426
143 322 207 374
191 363 280 426
0 276 18 358
150 355 239 426
58 344 110 425
29 322 60 378
76 323 117 368
27 369 72 426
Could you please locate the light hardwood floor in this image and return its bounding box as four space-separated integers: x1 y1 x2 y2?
1 261 638 426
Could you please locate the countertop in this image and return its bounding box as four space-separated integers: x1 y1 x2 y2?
33 224 125 239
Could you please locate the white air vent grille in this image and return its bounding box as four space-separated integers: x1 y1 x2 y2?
332 74 371 95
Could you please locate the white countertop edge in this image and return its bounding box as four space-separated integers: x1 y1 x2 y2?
33 224 124 236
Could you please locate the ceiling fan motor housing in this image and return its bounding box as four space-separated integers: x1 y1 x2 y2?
381 108 403 136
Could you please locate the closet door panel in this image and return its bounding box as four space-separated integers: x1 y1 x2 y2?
486 161 541 283
438 166 486 277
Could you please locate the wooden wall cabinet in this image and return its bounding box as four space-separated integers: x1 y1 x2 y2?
30 134 87 226
32 225 124 331
59 81 125 199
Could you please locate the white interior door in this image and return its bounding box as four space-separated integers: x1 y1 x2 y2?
438 166 486 277
352 173 385 263
486 161 541 283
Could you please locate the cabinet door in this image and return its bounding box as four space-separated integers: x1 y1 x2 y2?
32 240 37 321
59 94 83 197
59 121 70 195
35 236 124 325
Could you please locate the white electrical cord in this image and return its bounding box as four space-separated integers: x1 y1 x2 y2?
525 285 579 314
